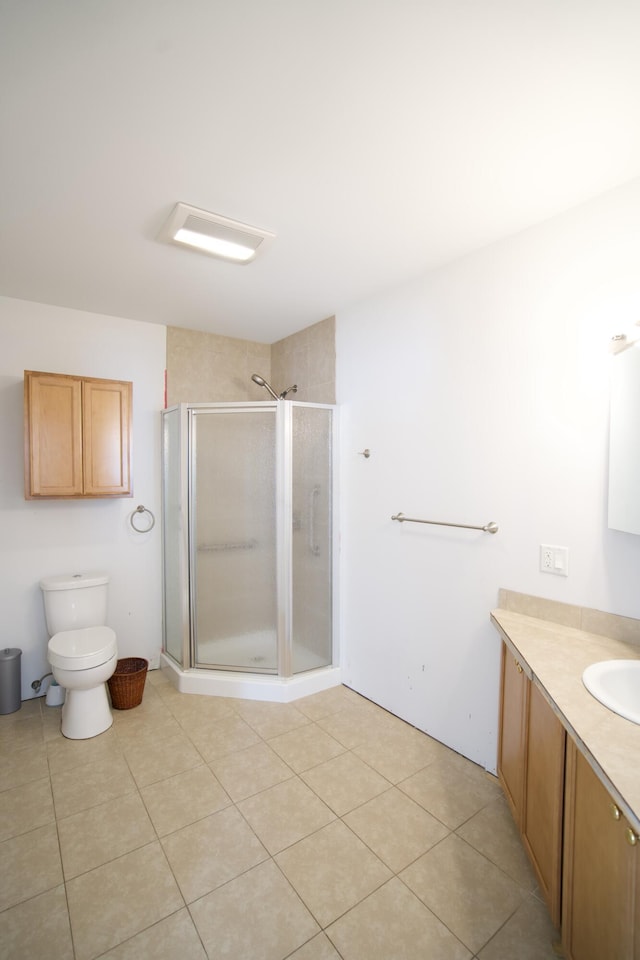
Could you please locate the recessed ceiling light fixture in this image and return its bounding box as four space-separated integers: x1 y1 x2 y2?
158 202 275 264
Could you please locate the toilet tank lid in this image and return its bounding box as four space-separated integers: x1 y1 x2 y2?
40 572 109 591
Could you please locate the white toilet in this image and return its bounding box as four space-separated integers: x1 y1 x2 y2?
40 572 117 739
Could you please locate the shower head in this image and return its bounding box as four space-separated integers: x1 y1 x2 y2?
251 374 280 401
279 384 298 399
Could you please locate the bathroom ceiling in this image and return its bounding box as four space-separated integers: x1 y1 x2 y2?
1 1 640 343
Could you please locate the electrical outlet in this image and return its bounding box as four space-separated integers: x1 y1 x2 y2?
540 544 569 576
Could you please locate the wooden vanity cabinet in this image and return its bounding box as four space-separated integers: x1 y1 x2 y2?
497 643 528 825
497 642 566 927
562 739 640 960
24 371 132 498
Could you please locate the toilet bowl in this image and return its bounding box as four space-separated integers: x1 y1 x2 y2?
48 626 117 739
40 572 117 740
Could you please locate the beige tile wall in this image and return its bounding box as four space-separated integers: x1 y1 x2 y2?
166 327 271 405
497 589 640 646
271 317 336 404
166 317 335 406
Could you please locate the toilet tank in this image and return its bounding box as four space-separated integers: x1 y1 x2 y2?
40 572 109 636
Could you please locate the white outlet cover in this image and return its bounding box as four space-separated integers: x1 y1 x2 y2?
540 544 569 576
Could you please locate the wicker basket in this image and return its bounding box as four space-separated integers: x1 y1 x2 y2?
107 657 148 710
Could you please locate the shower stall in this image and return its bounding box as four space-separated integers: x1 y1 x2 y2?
160 400 340 701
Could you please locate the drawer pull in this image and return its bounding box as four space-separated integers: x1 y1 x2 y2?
610 803 622 821
626 828 639 847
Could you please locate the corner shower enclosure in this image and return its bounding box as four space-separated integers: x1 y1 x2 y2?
160 401 340 701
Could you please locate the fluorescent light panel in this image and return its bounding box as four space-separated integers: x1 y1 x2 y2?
158 203 275 264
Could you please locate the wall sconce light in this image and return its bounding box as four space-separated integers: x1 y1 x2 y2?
157 203 276 264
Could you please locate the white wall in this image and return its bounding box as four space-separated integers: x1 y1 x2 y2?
0 297 166 701
337 177 640 772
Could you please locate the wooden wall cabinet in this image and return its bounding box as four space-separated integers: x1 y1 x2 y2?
24 371 132 499
562 739 640 960
497 642 566 927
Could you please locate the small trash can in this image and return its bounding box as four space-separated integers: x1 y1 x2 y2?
107 657 148 710
0 648 22 715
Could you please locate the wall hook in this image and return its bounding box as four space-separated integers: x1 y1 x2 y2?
358 449 371 459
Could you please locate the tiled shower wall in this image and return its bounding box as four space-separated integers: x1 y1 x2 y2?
271 316 335 404
166 316 335 405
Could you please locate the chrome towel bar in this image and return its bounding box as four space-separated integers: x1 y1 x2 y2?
391 512 498 534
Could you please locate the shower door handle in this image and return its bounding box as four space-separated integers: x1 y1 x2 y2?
309 485 321 556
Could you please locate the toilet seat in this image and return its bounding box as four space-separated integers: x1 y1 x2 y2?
48 626 117 671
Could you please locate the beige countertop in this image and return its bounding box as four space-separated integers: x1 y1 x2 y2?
491 607 640 831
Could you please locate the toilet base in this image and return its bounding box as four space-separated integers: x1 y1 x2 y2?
61 683 113 739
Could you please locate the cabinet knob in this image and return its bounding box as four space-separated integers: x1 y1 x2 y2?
626 828 639 847
610 803 622 821
515 661 523 674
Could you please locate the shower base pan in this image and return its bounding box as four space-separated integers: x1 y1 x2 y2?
160 653 342 703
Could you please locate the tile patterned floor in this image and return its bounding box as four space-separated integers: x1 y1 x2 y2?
0 674 561 960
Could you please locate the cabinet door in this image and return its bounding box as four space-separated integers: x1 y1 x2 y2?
497 642 529 827
523 682 565 927
24 372 83 497
563 739 636 960
82 379 132 496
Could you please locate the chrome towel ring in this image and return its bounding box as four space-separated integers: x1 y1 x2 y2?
130 504 155 533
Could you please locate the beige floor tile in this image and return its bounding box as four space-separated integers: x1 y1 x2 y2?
238 776 336 853
140 763 231 836
165 692 237 726
232 700 311 739
0 742 48 792
46 727 122 774
0 776 55 841
344 787 450 872
43 709 65 742
161 805 268 903
209 741 294 801
315 703 396 750
112 683 170 727
110 712 184 750
267 722 346 772
191 858 319 959
478 894 561 959
0 715 44 751
457 795 538 890
0 823 63 912
275 819 392 927
288 933 343 960
326 877 471 960
353 724 449 783
400 833 525 954
50 755 136 819
66 842 183 960
122 730 203 787
0 697 42 720
295 685 365 721
301 751 390 815
146 666 170 687
179 713 261 761
98 908 207 959
0 884 73 960
58 791 156 878
398 753 501 828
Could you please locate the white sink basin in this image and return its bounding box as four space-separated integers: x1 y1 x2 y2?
582 660 640 725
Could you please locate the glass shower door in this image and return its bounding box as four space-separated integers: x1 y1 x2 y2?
191 407 278 672
162 406 188 667
290 404 334 674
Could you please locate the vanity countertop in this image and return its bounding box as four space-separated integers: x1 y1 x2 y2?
491 607 640 831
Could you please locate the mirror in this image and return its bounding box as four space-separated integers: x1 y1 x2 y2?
608 344 640 534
